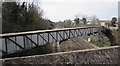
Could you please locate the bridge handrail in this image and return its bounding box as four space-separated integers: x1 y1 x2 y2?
0 26 100 38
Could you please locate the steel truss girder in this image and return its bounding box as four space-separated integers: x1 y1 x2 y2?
25 36 39 46
1 27 104 55
7 37 24 50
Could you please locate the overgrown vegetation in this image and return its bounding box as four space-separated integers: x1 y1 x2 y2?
2 2 53 34
81 29 119 47
81 33 111 47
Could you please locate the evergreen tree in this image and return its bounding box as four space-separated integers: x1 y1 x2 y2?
82 18 87 25
111 17 117 27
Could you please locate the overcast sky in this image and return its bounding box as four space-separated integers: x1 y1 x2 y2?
39 0 119 22
6 0 119 22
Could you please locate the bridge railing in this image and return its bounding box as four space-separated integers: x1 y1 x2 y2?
0 26 105 55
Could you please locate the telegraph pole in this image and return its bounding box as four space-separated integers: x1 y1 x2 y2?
118 1 120 32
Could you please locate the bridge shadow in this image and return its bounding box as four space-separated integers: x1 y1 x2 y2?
2 44 54 58
101 27 117 46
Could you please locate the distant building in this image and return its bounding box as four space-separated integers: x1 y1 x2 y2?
97 20 110 27
97 20 118 30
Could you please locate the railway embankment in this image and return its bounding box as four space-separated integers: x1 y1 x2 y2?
1 46 119 64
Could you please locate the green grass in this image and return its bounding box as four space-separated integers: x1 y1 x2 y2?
81 33 111 47
60 43 73 52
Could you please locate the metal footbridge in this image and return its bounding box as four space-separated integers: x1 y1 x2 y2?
0 26 105 56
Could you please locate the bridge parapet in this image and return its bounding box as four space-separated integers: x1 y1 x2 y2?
0 26 105 56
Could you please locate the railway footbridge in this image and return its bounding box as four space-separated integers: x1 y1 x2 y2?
0 26 114 57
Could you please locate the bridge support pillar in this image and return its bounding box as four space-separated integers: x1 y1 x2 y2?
52 42 61 53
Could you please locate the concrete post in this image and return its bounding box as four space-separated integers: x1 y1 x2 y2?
56 42 61 52
88 38 91 43
118 2 120 50
52 42 61 53
52 42 56 53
